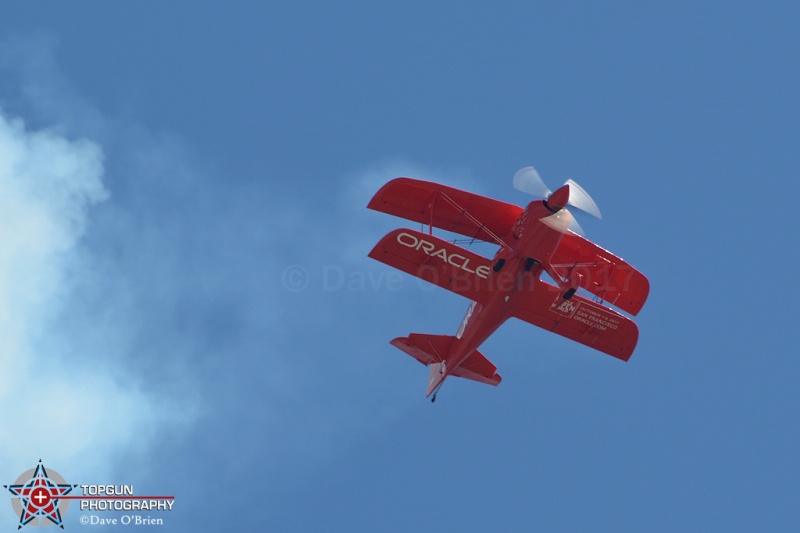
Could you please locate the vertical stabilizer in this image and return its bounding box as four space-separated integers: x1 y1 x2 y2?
426 362 447 398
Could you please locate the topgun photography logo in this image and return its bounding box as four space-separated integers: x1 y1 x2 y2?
5 460 175 529
4 460 75 529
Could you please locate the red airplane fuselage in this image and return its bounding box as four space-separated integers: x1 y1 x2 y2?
433 185 572 395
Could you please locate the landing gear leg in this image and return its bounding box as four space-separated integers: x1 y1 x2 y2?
525 258 540 272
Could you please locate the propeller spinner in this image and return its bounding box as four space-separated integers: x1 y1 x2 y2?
513 166 602 235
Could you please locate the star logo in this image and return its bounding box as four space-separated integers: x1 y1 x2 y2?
550 296 578 317
5 461 76 529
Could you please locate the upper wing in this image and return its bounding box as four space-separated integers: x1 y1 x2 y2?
367 178 523 245
549 232 650 316
368 228 493 304
513 280 640 361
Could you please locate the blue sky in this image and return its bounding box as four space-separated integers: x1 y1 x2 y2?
0 2 798 531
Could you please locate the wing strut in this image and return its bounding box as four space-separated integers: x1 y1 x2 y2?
432 191 510 249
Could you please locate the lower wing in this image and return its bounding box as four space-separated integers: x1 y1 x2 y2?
514 280 640 361
368 228 493 304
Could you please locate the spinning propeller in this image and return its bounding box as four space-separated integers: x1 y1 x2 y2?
512 166 602 235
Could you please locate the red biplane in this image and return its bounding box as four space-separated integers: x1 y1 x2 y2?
367 167 649 401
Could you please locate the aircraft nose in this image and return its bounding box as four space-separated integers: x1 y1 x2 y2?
546 184 570 212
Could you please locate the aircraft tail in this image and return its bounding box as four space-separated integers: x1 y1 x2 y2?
390 334 502 398
426 362 447 398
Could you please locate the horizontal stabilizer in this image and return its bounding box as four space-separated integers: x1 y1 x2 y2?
451 350 502 386
391 334 454 366
390 334 502 396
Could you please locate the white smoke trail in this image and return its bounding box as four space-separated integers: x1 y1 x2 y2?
0 111 180 478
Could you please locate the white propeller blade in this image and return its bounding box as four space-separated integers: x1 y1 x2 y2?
539 210 585 236
564 179 602 219
567 214 585 236
513 166 551 198
513 166 602 232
